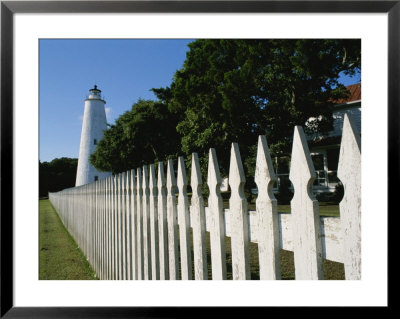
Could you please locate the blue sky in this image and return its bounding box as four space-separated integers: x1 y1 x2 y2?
39 39 360 162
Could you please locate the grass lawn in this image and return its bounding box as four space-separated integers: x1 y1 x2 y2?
187 230 344 280
276 202 340 217
39 199 97 280
41 197 343 280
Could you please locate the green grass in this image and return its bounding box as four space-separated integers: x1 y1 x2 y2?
184 229 345 280
41 197 343 280
276 202 340 217
39 199 97 280
189 193 340 217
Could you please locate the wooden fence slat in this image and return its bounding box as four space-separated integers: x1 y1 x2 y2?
121 172 127 280
142 166 152 280
207 148 227 280
119 172 125 280
49 126 361 282
157 162 169 280
149 164 160 280
130 169 137 280
107 176 111 280
100 179 104 279
136 168 144 280
337 113 361 280
255 135 281 280
177 156 193 280
105 178 108 279
125 171 132 280
190 153 208 280
112 175 117 280
117 173 123 280
229 143 251 280
289 126 323 280
166 159 179 280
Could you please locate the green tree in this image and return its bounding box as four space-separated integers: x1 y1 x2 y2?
153 39 360 181
90 99 181 173
39 157 78 197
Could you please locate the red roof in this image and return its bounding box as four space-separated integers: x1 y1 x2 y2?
333 83 361 104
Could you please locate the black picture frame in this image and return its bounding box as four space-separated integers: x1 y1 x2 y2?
1 1 394 317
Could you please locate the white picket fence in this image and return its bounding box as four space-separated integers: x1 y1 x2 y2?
49 114 361 280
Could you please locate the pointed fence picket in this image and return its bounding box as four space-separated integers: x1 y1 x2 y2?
290 126 324 280
177 156 193 280
49 115 361 281
149 164 160 280
190 153 208 280
157 162 169 280
255 135 281 280
166 159 179 280
142 165 152 280
207 148 227 280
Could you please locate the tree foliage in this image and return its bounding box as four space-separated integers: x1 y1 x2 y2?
90 99 180 173
90 39 360 183
153 39 360 177
39 157 78 197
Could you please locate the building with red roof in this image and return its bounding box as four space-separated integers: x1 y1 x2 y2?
274 83 361 199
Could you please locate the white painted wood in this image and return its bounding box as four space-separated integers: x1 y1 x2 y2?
142 165 152 280
121 172 127 280
255 135 281 280
166 159 179 280
103 178 107 279
111 175 117 280
190 153 208 280
229 143 251 280
117 173 122 280
198 208 343 263
106 176 111 280
338 113 361 280
289 126 323 280
207 148 227 280
177 156 193 280
49 126 360 282
100 180 103 278
149 164 160 280
125 171 132 280
125 172 130 280
130 169 137 280
136 168 144 280
157 162 169 280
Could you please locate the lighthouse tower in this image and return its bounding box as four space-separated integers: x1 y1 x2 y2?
75 85 112 186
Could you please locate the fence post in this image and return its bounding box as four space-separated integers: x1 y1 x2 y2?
289 126 323 280
191 153 208 280
166 159 179 280
255 135 281 280
338 114 361 280
149 164 160 280
229 143 251 280
177 156 193 280
158 162 169 280
207 148 227 280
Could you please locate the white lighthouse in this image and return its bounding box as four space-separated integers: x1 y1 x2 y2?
75 85 112 186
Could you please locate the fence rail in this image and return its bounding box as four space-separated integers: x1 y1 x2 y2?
49 114 361 280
